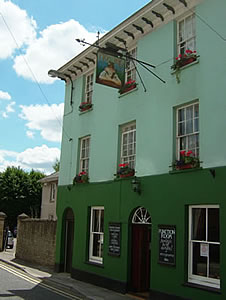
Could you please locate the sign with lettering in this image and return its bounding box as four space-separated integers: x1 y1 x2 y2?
158 225 176 266
108 223 121 256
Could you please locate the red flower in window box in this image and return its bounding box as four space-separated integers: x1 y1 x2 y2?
172 151 200 171
171 50 199 83
119 80 137 95
73 171 89 184
79 102 93 112
115 163 135 178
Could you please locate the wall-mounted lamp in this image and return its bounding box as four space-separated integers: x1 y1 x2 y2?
131 176 141 195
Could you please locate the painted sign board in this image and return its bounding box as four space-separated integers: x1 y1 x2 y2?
108 222 121 256
96 50 125 89
158 225 176 266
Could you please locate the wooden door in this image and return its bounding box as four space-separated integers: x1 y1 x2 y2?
131 224 150 292
65 219 74 273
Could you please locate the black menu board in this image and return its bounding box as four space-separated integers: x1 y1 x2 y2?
158 225 176 266
108 223 121 256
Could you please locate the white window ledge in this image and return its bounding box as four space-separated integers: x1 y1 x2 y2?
118 87 138 98
171 58 199 75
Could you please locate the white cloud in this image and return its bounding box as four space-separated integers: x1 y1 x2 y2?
0 145 60 174
13 19 100 84
1 101 16 118
0 90 11 100
19 103 64 142
26 131 35 139
6 101 15 113
0 0 37 59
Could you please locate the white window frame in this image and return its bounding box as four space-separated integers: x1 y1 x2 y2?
85 72 94 103
176 102 199 160
188 205 220 289
89 206 104 264
177 13 196 56
125 47 137 83
120 122 136 169
50 183 56 202
79 136 90 174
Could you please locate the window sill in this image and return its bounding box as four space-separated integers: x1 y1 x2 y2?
79 107 93 115
118 87 138 98
85 260 104 268
169 167 202 175
183 282 221 294
171 58 199 75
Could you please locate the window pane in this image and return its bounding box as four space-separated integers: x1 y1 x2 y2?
180 136 186 150
100 210 104 233
92 233 102 257
186 106 193 120
178 108 185 122
93 210 99 232
194 118 199 132
178 122 185 136
208 208 219 242
186 119 193 134
192 208 206 241
209 244 220 279
192 242 207 277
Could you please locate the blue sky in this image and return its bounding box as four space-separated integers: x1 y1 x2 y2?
0 0 150 174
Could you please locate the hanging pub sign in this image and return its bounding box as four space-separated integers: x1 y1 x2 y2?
158 225 176 266
96 50 125 89
108 222 121 256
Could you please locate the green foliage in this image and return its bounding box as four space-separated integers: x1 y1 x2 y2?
0 167 45 229
52 158 60 172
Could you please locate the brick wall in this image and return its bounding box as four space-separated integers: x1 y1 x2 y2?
16 218 57 266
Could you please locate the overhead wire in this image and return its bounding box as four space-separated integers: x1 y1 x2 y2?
0 11 72 141
155 4 226 69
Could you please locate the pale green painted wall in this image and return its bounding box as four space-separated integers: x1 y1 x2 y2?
59 0 226 186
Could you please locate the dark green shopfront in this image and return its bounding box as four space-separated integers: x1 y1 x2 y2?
55 167 225 300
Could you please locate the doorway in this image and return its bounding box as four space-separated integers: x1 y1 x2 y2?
63 208 74 273
130 207 151 293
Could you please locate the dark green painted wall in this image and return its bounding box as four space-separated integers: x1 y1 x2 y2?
55 167 226 299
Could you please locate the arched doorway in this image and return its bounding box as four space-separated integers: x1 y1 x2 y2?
130 207 151 292
63 208 74 273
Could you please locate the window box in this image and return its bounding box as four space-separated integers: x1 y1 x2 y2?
119 80 137 95
171 50 199 83
172 151 200 171
73 171 89 184
115 163 135 179
79 102 93 112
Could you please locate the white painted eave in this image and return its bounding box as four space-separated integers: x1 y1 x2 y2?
57 0 203 81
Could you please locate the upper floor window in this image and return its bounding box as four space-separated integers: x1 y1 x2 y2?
80 136 90 174
125 48 137 82
176 102 199 160
50 183 57 202
177 14 196 55
89 206 104 264
120 122 136 169
85 73 94 103
188 205 220 289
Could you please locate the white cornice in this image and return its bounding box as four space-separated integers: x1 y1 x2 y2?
58 0 203 82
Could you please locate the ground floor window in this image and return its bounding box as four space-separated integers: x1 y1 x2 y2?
188 205 220 289
89 207 104 264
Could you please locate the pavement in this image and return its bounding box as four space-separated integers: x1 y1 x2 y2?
0 242 140 300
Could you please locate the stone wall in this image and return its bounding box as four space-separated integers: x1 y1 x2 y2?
16 217 57 266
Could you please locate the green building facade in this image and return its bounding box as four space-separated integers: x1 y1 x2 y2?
52 0 226 299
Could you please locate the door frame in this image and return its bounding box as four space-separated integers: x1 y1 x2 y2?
129 207 152 292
